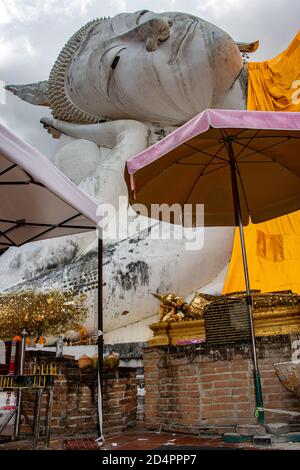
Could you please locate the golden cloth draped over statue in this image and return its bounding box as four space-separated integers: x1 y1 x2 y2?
149 32 300 347
223 31 300 295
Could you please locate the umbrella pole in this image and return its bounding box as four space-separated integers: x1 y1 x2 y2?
229 153 265 427
97 235 104 443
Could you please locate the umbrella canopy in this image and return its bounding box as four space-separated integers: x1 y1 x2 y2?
0 122 104 442
126 109 300 227
0 122 99 248
126 108 300 427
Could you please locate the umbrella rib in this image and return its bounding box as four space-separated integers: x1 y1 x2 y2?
0 218 54 227
0 221 51 237
0 181 31 185
0 213 84 240
58 224 94 229
0 164 17 177
0 218 16 224
235 140 300 180
180 139 230 203
176 162 224 166
222 128 251 139
200 163 229 176
0 229 17 246
182 156 221 204
184 129 233 204
0 219 93 230
21 169 46 188
182 142 228 162
235 135 300 140
234 130 261 160
183 174 203 205
176 161 230 175
235 137 290 162
18 213 91 246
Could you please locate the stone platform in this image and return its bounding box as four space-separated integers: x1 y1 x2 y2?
149 291 300 346
143 336 300 434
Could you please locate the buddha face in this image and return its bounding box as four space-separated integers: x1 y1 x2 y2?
66 10 243 126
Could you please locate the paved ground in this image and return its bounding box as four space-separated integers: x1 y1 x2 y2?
1 426 300 451
100 431 255 451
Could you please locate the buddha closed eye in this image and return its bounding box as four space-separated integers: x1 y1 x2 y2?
111 55 120 70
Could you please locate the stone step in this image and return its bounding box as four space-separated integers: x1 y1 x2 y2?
285 433 300 443
223 433 251 443
266 423 300 435
236 424 265 436
252 435 273 446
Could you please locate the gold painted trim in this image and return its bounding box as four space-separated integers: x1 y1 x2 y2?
148 306 300 346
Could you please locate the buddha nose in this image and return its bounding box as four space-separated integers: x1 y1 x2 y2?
139 17 173 51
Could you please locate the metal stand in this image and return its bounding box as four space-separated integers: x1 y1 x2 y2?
97 235 104 443
1 335 56 449
228 139 265 426
0 380 55 449
14 329 27 438
45 388 54 448
33 389 42 449
0 410 15 435
98 236 103 394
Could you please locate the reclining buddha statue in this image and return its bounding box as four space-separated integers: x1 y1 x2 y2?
2 10 258 344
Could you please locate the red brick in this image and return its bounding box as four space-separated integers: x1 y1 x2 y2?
201 373 231 382
214 381 232 388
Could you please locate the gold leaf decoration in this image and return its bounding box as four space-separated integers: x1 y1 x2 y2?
0 290 88 339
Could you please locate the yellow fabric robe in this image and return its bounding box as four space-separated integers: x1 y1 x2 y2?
223 31 300 294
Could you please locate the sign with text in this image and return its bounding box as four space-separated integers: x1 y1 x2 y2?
204 298 251 347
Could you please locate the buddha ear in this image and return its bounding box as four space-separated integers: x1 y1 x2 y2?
5 80 49 106
236 40 259 53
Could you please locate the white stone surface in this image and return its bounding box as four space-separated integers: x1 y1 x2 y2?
1 10 248 344
26 345 97 360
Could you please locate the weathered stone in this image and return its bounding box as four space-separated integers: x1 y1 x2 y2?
3 10 251 344
274 362 300 398
266 423 293 435
236 425 266 436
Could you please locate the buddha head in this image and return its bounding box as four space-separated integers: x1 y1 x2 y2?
7 10 246 127
63 10 243 126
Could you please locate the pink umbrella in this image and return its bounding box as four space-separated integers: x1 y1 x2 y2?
126 108 300 426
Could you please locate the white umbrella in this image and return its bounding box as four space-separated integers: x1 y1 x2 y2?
0 123 98 247
0 123 103 444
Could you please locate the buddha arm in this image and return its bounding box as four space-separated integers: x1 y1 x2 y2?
41 117 150 205
40 117 150 150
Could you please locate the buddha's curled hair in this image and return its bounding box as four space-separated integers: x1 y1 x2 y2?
48 18 106 124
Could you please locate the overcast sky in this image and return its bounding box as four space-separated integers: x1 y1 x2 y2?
0 0 299 157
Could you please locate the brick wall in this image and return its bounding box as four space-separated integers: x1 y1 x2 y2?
144 336 300 434
20 351 137 437
103 368 137 434
136 368 145 422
